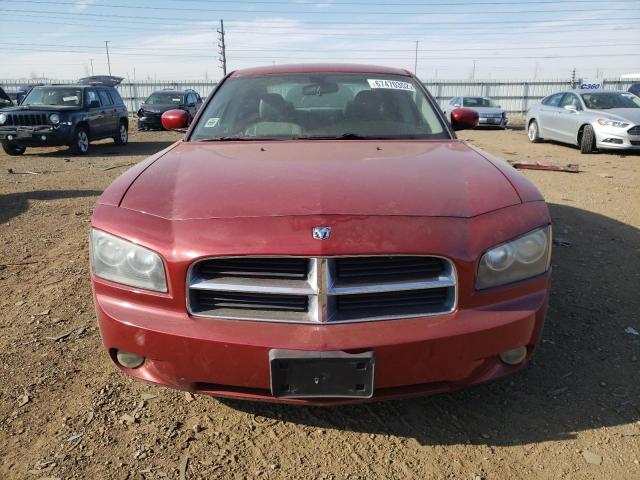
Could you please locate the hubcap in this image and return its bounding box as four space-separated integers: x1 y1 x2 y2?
120 125 127 142
528 123 537 140
78 131 88 152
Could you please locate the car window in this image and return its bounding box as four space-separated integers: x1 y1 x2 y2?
86 89 101 107
559 93 581 110
187 93 197 105
581 92 640 109
190 73 448 141
98 89 113 106
109 88 124 105
146 92 184 105
22 87 83 106
542 93 564 107
463 97 498 108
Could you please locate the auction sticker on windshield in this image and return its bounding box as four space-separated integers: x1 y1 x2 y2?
367 79 415 91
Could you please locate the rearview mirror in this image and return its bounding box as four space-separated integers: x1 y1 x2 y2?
161 109 190 131
450 107 479 131
302 82 339 96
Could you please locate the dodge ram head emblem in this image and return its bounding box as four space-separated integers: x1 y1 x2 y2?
312 226 332 240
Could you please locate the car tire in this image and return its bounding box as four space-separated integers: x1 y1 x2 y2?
580 125 596 154
2 142 26 156
69 126 90 155
527 120 542 143
114 121 128 145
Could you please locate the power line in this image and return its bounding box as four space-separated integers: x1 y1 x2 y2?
8 0 637 15
12 0 635 6
5 8 639 25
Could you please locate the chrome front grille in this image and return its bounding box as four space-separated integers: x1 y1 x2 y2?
628 125 640 136
187 256 456 323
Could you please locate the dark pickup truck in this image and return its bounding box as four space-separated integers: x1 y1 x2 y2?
0 76 129 155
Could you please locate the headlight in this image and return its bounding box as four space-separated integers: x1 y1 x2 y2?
49 113 60 125
91 229 167 292
476 226 551 289
0 113 6 125
597 118 629 128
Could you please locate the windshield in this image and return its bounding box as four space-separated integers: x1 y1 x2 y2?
22 87 83 107
581 92 640 109
463 97 498 108
190 73 448 141
145 92 185 105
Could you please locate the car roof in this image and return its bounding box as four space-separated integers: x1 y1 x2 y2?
230 63 412 78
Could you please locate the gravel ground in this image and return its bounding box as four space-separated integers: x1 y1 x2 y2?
0 126 638 480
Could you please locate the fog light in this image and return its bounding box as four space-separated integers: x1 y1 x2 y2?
41 135 47 141
116 350 145 369
7 135 13 140
499 346 527 365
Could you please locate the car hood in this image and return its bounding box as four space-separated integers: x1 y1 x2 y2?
471 107 503 114
139 104 181 113
1 105 81 112
590 108 640 124
119 140 523 220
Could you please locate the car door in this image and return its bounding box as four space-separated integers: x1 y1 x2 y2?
555 93 584 144
537 93 564 140
85 88 107 138
98 88 118 136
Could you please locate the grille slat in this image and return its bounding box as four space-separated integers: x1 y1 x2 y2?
188 256 455 323
197 258 309 280
628 125 640 136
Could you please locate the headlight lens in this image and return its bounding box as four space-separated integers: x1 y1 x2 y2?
0 113 6 125
91 229 167 292
477 226 551 289
597 118 629 128
49 113 60 125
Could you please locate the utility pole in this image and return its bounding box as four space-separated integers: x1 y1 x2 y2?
89 58 94 75
570 68 577 88
217 19 227 76
105 41 112 76
471 60 476 80
414 40 419 76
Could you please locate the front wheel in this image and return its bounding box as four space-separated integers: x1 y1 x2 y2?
114 121 128 145
580 125 596 154
2 142 26 156
69 126 90 155
527 120 542 143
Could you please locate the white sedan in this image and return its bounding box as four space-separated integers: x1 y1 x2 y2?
526 90 640 153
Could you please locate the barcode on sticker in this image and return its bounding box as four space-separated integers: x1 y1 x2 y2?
367 79 415 91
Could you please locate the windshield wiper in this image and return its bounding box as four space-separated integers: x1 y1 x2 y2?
294 133 372 140
195 136 286 142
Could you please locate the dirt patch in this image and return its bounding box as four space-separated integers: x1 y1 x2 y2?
1 129 638 479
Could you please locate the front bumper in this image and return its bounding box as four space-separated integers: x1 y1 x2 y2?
138 113 163 129
477 116 507 127
594 124 640 150
94 277 549 405
0 124 73 146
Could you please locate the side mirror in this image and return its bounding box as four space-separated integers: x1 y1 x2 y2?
453 103 460 107
161 109 190 130
450 107 479 131
564 105 577 112
89 100 100 108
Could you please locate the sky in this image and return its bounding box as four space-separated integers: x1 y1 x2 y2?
1 0 639 81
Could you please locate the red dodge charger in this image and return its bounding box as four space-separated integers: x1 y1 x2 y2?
90 64 551 405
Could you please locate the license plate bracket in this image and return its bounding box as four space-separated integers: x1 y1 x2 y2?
269 350 375 399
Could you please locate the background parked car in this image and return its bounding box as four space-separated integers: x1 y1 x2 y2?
629 83 640 97
137 89 202 130
0 76 128 156
444 96 507 128
526 89 640 153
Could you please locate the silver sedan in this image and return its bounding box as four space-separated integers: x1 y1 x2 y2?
444 96 507 128
526 90 640 153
